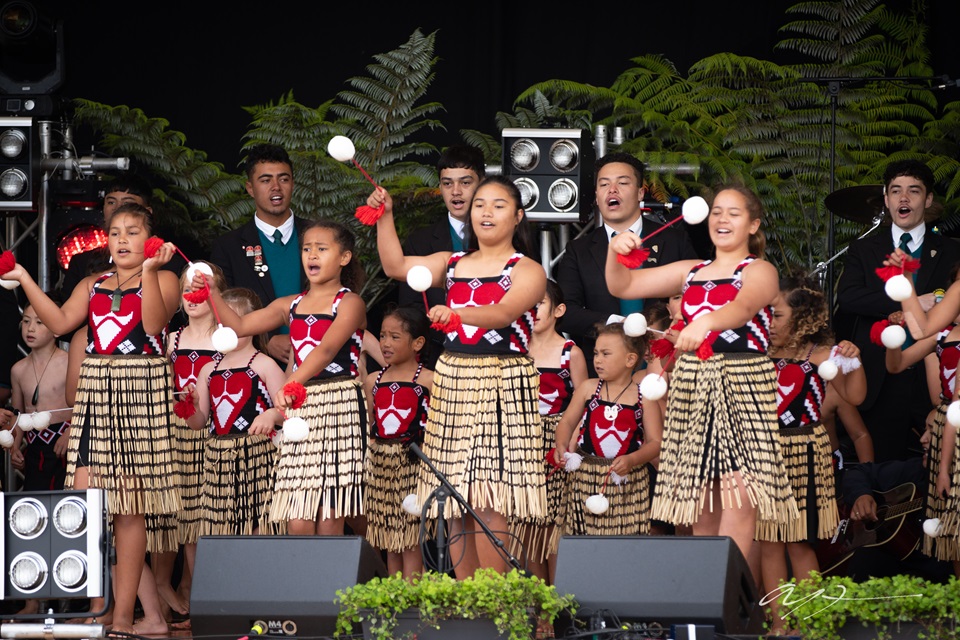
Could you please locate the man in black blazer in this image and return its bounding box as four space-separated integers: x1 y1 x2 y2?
836 159 960 462
556 152 699 374
209 144 307 365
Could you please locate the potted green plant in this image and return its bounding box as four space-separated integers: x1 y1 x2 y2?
334 568 578 640
770 573 959 640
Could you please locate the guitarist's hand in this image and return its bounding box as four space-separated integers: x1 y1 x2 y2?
851 495 878 521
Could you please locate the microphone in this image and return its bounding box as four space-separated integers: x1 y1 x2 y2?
933 77 960 90
639 201 675 212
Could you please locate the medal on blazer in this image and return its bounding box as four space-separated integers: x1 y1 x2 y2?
252 245 268 277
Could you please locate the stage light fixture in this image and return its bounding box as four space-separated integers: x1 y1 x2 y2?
1 489 109 602
48 179 108 272
0 1 64 95
501 128 595 223
0 115 34 209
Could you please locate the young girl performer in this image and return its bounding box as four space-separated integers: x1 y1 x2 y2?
186 288 285 536
554 322 663 537
1 203 181 635
509 279 587 582
369 175 547 575
605 185 797 561
759 277 865 626
363 305 434 578
205 220 367 536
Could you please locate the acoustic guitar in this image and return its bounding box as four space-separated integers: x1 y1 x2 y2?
816 482 925 576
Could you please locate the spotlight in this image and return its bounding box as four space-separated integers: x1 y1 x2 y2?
0 115 34 209
501 128 595 223
48 179 108 271
0 1 64 95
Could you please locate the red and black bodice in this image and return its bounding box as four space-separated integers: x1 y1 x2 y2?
288 288 363 380
444 252 535 355
370 363 430 443
681 257 771 354
538 340 576 416
207 351 273 436
170 328 222 393
774 346 826 428
576 380 643 458
86 273 166 355
936 324 960 400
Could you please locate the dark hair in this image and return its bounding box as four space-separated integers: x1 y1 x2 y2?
883 159 935 194
544 278 565 308
383 304 430 342
712 184 767 256
778 276 833 353
242 144 293 179
595 152 645 185
437 144 485 179
594 321 649 369
643 301 671 332
103 173 153 207
221 287 268 352
108 202 153 234
464 175 533 256
301 219 366 291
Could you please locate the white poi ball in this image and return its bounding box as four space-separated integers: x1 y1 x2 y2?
681 196 710 225
947 401 960 428
17 412 34 431
818 359 839 381
401 494 421 516
880 324 907 349
0 429 13 448
406 265 433 293
32 411 51 430
212 325 239 353
923 517 942 538
0 278 19 290
327 135 356 162
563 451 583 472
283 416 310 442
270 429 284 448
623 312 648 337
884 274 913 302
185 261 214 282
585 494 610 515
640 373 668 401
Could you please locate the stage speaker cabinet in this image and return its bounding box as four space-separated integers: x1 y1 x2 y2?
553 536 764 635
191 535 387 639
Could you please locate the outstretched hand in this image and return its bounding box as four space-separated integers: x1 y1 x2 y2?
366 187 393 216
609 231 643 256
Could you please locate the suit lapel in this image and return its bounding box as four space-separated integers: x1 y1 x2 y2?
916 233 942 293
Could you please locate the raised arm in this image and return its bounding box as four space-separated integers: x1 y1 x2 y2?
902 278 960 340
2 262 89 336
141 242 181 335
605 231 696 300
370 187 450 284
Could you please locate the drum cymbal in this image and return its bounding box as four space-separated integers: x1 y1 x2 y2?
824 185 885 223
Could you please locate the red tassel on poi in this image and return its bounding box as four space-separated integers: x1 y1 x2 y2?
183 284 211 304
869 319 891 346
431 313 462 334
282 381 308 410
696 333 716 360
0 250 15 274
354 204 385 226
875 255 920 281
650 338 674 359
174 397 196 419
144 236 165 258
616 247 650 269
670 319 686 332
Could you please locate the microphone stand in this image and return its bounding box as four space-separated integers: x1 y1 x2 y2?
408 442 525 573
810 212 885 290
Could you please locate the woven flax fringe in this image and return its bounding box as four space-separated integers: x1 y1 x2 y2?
175 413 208 544
564 455 651 536
925 401 960 560
651 352 798 527
363 439 420 554
269 377 365 523
200 435 279 536
414 353 546 522
756 422 838 542
66 355 181 516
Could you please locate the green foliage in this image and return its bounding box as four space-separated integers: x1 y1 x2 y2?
334 568 577 640
772 573 959 639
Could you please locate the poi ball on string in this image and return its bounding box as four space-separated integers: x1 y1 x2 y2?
0 429 13 448
947 401 960 428
817 359 839 381
640 373 668 401
212 325 239 353
880 324 907 349
623 313 647 337
0 278 19 290
923 517 942 538
681 196 710 225
185 261 214 282
17 412 34 431
401 494 420 516
884 274 913 301
327 135 356 162
283 416 310 442
585 494 609 515
32 411 51 430
270 429 284 448
406 265 433 293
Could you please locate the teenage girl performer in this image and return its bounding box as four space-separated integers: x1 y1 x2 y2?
605 185 797 561
204 220 367 536
369 175 547 575
2 203 181 635
363 304 433 578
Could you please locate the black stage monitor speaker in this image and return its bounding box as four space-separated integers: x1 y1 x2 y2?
191 535 387 639
553 536 765 635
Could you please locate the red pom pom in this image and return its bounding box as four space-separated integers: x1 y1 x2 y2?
650 338 675 359
545 447 563 470
616 248 650 269
869 319 891 346
174 397 196 419
282 381 308 410
144 236 165 259
354 204 385 226
0 250 15 274
696 333 716 360
670 319 686 332
902 256 921 273
875 265 900 282
183 284 210 303
431 313 462 334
